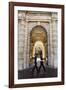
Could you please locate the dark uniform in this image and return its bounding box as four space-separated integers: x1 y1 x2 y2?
32 53 39 74
38 50 46 72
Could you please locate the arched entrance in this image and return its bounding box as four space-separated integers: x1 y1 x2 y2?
33 41 45 58
30 25 48 65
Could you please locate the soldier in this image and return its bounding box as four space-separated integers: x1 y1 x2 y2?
38 50 46 72
32 53 39 74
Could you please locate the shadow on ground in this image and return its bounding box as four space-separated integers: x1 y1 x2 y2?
18 66 57 79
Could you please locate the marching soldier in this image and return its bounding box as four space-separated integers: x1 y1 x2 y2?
32 53 39 74
38 50 46 72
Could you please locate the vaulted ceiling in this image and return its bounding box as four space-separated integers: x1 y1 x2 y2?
30 26 47 43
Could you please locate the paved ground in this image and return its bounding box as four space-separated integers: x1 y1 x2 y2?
18 66 57 79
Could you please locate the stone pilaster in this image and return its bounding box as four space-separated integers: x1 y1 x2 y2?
18 19 25 70
48 13 58 68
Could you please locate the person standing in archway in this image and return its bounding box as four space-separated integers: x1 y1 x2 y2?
38 50 46 72
32 52 39 75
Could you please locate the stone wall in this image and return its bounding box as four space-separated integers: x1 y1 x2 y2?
18 11 58 70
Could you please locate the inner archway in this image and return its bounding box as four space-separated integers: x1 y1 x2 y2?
33 41 45 58
30 25 48 65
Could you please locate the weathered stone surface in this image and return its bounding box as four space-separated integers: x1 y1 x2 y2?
18 11 58 70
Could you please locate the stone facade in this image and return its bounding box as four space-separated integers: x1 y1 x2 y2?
18 11 58 70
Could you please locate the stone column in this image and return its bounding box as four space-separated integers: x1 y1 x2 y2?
49 13 58 68
48 20 54 67
18 19 25 70
23 20 28 69
18 12 28 69
27 22 30 68
46 22 51 66
52 20 58 68
25 20 30 69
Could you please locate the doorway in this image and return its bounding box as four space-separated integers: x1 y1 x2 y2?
30 25 48 66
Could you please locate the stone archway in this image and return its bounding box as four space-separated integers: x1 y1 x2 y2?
33 41 45 58
30 25 48 65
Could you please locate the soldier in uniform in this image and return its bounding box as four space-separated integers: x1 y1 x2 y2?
32 53 39 75
38 50 46 72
